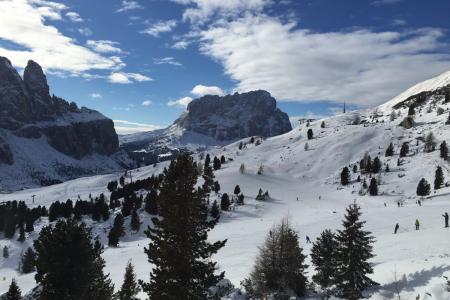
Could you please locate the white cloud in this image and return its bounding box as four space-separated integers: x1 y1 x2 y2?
86 40 123 54
190 84 224 97
0 0 126 76
167 96 193 108
29 0 68 20
153 57 182 67
199 15 450 105
172 40 190 50
142 100 152 106
142 20 177 37
113 120 160 134
171 0 271 23
108 72 152 84
78 27 93 36
66 11 83 22
89 93 102 99
116 0 143 13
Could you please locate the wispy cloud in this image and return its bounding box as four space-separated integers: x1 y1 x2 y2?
116 0 143 13
153 57 182 67
108 72 152 84
89 92 102 99
65 11 83 22
113 119 160 134
142 20 177 37
87 40 123 54
167 96 193 108
142 100 152 106
78 27 93 36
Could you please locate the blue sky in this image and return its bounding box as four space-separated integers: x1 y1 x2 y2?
1 0 450 133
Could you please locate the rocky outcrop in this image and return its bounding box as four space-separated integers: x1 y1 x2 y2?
175 90 292 141
0 56 120 164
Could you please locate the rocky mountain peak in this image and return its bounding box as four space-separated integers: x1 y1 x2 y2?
24 59 51 103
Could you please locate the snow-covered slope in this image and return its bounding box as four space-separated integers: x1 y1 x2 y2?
2 73 450 299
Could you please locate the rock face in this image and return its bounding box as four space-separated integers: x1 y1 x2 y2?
174 90 292 141
0 57 125 190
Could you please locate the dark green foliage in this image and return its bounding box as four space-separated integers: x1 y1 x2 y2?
446 112 450 125
311 229 337 289
334 204 377 300
220 155 226 164
434 166 444 190
424 132 436 152
20 247 36 274
400 116 414 129
371 157 382 173
321 121 325 128
400 142 409 157
247 218 308 298
238 142 243 150
3 245 9 258
213 156 221 170
340 167 350 185
307 128 313 140
131 209 140 232
234 185 241 195
107 180 118 192
220 193 230 211
3 213 16 239
144 189 158 215
25 211 34 232
140 154 226 299
5 278 22 300
385 143 394 157
369 178 378 196
416 178 431 197
408 105 415 116
255 188 265 201
119 176 125 187
108 213 125 247
352 165 357 173
213 181 221 194
237 194 245 205
17 223 25 242
440 141 448 160
202 163 215 195
210 200 220 219
34 218 114 300
117 262 140 300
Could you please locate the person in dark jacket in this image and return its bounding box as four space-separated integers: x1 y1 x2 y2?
394 223 399 234
415 219 420 230
443 212 449 228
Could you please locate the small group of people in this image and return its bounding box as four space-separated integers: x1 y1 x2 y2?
394 212 449 234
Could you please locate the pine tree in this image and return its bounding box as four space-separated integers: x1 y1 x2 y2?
220 155 226 164
311 229 337 290
440 141 448 160
117 261 140 300
385 143 394 157
20 247 36 274
434 166 444 190
25 212 34 232
108 213 125 247
210 200 220 219
234 185 241 195
371 157 382 173
446 112 450 125
34 219 114 300
17 223 25 242
424 132 436 152
213 181 221 194
5 278 22 300
3 245 9 258
144 189 158 215
369 178 378 196
416 178 431 197
3 213 16 239
321 121 325 128
307 128 313 140
353 165 358 173
408 105 415 116
400 142 409 157
334 204 377 299
341 167 350 185
131 209 140 232
220 193 230 211
202 163 215 194
140 154 226 299
213 156 221 170
247 218 308 298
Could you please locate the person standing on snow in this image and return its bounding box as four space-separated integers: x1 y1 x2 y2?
415 219 420 230
394 223 399 234
306 236 311 244
443 212 449 228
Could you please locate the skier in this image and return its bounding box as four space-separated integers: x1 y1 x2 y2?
397 201 400 208
394 223 399 234
306 236 311 244
443 212 449 228
415 219 420 230
418 199 422 206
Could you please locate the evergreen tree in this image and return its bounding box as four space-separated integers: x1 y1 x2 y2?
371 157 382 173
352 165 358 173
234 185 241 195
3 213 16 239
140 154 226 299
108 213 125 247
25 212 34 232
220 193 230 211
3 245 9 258
213 181 221 194
17 223 25 242
307 128 314 140
400 142 409 157
321 121 325 128
440 141 448 160
210 200 220 219
202 163 215 195
20 247 36 274
213 156 221 170
220 155 226 164
311 229 337 290
144 189 158 215
365 155 372 173
34 219 114 300
416 178 431 197
131 209 141 232
237 194 245 205
434 166 444 190
334 204 377 299
408 105 415 116
446 112 450 125
340 167 350 185
424 132 436 152
5 278 22 300
369 178 378 196
117 261 140 300
247 218 308 298
385 143 394 157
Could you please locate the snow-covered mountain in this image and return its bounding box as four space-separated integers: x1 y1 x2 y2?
120 90 292 165
2 70 450 299
0 57 130 191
